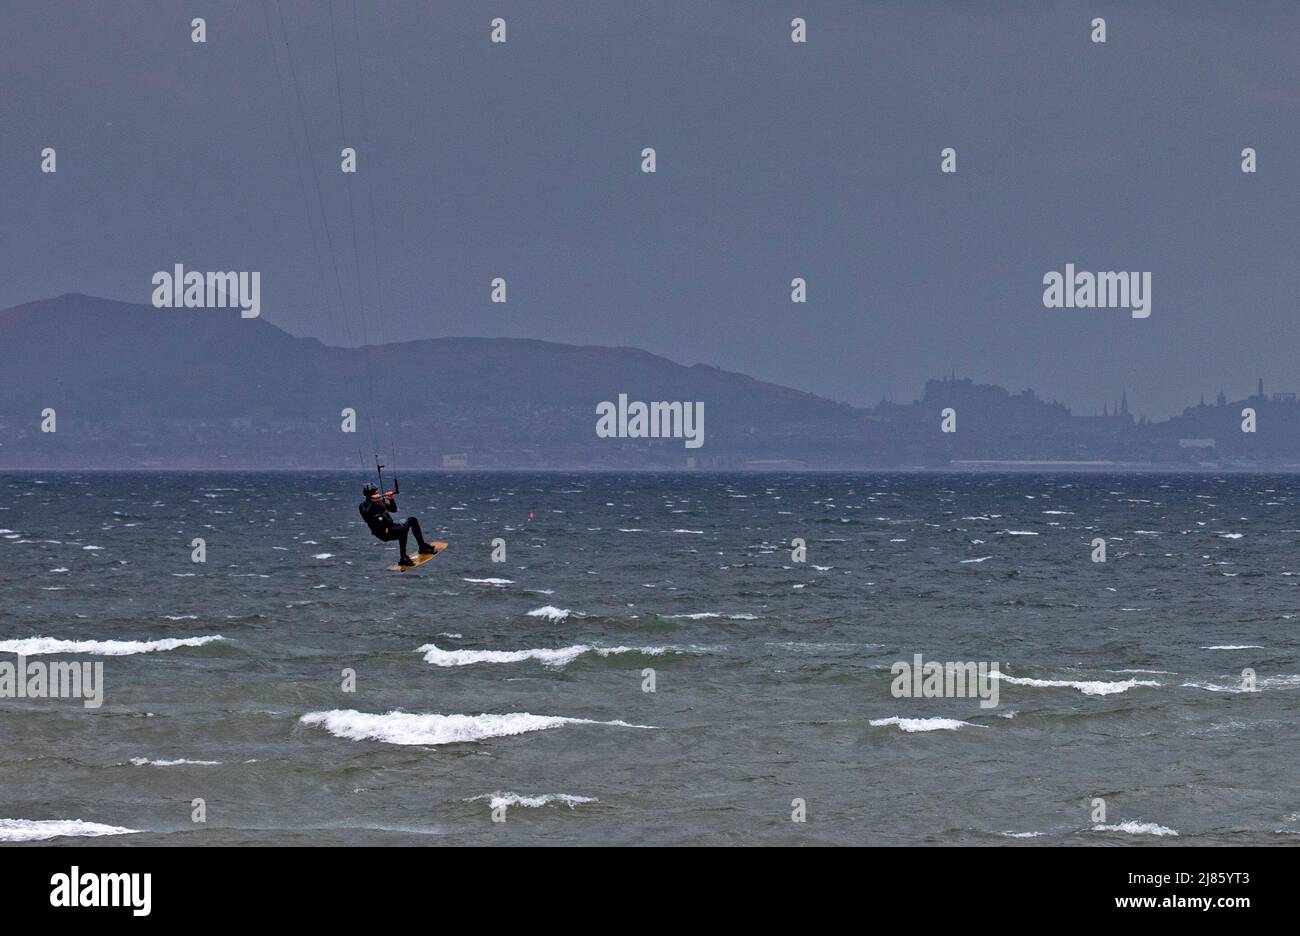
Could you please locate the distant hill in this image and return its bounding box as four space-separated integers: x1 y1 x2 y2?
0 294 865 468
3 295 1296 470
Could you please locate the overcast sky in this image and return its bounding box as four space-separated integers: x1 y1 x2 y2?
2 1 1297 417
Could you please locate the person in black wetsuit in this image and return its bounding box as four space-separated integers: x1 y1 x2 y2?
358 483 437 566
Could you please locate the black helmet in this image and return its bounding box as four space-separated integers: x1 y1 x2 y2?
362 483 379 498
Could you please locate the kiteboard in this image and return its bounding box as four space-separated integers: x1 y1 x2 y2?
386 542 448 572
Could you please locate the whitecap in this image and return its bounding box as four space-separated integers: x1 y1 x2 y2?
467 792 597 810
299 710 651 746
526 606 573 622
418 643 688 668
1183 675 1298 692
0 819 140 842
868 716 980 732
129 758 221 767
1092 821 1178 837
0 635 224 656
462 577 513 586
992 671 1159 696
420 643 589 668
663 612 754 620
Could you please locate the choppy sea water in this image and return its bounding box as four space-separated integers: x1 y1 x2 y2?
1 471 1298 846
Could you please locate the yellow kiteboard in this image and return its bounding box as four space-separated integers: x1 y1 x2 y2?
387 542 448 572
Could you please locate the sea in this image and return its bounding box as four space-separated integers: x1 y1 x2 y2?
1 471 1297 845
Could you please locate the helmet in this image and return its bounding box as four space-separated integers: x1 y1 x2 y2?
362 483 379 498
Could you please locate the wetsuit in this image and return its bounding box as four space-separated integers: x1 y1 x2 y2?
358 495 431 559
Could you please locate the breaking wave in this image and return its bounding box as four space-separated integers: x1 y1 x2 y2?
467 792 597 810
0 819 140 842
0 635 225 656
992 671 1159 696
1092 820 1178 837
299 709 652 746
417 642 692 668
869 716 980 732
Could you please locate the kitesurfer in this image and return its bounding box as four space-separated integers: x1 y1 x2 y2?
358 483 437 566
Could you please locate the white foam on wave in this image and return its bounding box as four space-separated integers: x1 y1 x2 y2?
663 612 756 620
1000 530 1039 536
0 635 224 656
1201 644 1263 650
418 642 690 668
312 553 333 560
869 716 980 732
998 830 1044 838
463 578 513 586
419 643 585 668
1092 821 1178 837
961 556 993 563
1182 674 1298 693
526 605 574 622
993 671 1159 696
0 819 140 842
129 758 221 767
1181 680 1255 693
299 709 652 746
468 792 597 810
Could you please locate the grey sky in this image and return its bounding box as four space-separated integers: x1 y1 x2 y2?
2 1 1297 417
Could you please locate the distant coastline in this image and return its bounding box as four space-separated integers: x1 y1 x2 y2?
5 295 1300 471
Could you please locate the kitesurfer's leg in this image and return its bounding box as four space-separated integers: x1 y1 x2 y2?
391 521 412 563
409 517 436 554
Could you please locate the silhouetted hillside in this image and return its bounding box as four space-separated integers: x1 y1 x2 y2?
5 295 1300 470
0 294 864 468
